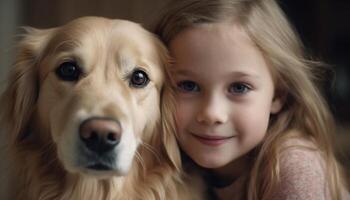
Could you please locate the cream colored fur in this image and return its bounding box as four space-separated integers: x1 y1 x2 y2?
0 16 204 200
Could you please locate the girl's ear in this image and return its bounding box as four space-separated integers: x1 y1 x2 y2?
270 91 286 114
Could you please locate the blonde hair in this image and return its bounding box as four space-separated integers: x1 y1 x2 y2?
154 0 348 199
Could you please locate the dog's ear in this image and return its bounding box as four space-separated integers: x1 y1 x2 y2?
0 27 55 144
150 37 183 171
160 82 182 171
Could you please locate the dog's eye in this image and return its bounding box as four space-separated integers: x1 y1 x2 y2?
56 61 82 81
130 70 149 88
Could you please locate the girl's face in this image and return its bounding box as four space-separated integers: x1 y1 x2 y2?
169 23 283 170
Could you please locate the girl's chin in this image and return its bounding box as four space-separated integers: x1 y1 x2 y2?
194 157 232 169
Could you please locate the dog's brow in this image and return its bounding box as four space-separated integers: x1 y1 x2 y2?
118 55 137 75
52 39 81 55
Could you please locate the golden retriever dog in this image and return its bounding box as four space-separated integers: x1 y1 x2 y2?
0 16 204 200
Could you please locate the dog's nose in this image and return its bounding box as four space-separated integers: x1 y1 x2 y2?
79 118 121 154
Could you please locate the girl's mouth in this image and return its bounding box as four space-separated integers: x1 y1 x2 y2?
190 133 235 146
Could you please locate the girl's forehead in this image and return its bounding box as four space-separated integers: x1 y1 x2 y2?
170 22 260 61
174 22 257 47
169 22 273 82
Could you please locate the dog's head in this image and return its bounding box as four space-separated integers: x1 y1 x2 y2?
1 17 179 178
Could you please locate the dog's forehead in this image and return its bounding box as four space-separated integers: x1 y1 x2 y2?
49 17 161 62
56 17 155 49
41 17 165 86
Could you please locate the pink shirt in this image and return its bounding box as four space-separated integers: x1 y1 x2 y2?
213 138 350 200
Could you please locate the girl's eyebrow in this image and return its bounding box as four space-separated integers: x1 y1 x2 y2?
171 69 193 76
172 69 261 79
229 71 261 79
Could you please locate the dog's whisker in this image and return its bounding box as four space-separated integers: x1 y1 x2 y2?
134 151 146 172
38 142 61 169
139 141 161 163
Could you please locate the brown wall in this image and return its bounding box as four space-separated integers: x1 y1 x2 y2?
21 0 172 29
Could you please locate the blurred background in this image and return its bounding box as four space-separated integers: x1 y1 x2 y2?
0 0 349 188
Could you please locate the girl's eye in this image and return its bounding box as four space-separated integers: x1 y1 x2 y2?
229 83 250 94
177 80 200 92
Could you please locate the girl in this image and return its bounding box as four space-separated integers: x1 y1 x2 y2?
154 0 350 199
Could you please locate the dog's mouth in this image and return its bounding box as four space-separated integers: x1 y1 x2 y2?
79 162 123 178
70 126 137 176
76 137 119 172
82 153 118 172
87 163 114 171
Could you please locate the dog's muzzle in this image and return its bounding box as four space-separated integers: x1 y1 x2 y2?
79 117 121 171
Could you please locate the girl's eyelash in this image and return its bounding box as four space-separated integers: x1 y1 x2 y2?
176 80 200 92
228 82 251 94
175 80 251 95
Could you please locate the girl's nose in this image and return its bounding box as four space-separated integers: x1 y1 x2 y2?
196 95 228 125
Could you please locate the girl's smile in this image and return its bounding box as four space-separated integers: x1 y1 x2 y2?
189 132 236 146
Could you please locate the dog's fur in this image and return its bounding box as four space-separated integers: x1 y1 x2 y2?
0 16 203 200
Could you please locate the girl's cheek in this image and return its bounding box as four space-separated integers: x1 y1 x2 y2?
175 99 193 129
